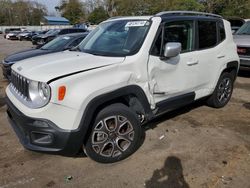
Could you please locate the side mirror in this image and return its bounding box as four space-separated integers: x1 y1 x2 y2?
162 42 182 59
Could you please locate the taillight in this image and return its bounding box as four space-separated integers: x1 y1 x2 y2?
237 47 247 54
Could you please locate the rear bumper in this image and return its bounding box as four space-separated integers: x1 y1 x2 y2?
239 57 250 67
6 97 84 156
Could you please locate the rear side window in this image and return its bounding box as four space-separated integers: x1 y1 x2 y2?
198 21 217 49
218 21 226 41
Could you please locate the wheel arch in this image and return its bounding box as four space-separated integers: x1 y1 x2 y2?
222 61 239 81
77 85 153 145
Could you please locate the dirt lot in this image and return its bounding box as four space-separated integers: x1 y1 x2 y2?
0 35 249 188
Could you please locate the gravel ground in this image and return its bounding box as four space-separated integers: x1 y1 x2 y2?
0 35 249 188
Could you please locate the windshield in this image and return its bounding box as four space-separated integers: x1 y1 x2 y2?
236 21 250 35
78 20 151 56
41 36 73 50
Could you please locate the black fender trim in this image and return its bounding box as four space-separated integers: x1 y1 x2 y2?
225 61 239 80
77 85 153 144
226 61 239 70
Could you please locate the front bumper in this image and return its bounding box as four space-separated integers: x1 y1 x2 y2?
6 97 84 156
8 36 18 40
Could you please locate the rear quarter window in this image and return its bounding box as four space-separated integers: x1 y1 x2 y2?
218 21 226 42
198 21 217 49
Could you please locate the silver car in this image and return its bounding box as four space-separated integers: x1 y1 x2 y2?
233 20 250 67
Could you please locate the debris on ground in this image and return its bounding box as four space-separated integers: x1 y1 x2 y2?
159 135 165 140
64 175 73 183
221 176 232 184
222 160 228 165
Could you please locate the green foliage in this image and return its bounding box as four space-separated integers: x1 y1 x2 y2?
170 0 205 11
88 6 109 24
58 0 86 24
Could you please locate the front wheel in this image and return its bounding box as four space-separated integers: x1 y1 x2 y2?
84 103 142 163
207 72 234 108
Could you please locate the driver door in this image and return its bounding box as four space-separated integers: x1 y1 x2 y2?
148 20 200 107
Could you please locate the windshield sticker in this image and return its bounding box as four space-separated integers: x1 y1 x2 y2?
125 21 147 27
63 37 70 40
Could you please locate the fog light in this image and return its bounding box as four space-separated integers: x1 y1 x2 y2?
30 132 53 145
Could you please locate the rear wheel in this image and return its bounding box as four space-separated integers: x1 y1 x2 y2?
207 72 234 108
84 103 142 163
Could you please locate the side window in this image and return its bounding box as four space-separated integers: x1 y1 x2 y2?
164 21 194 52
218 21 226 42
198 21 217 49
151 20 194 56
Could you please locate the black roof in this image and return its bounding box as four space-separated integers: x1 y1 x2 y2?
155 11 223 22
156 11 222 19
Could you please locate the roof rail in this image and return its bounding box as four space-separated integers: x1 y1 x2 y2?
156 11 223 19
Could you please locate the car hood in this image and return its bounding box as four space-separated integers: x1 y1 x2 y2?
233 35 250 47
4 49 54 63
12 51 125 83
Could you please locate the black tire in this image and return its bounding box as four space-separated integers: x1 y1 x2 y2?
85 103 142 163
207 72 234 108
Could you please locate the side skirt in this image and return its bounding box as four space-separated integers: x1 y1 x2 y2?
154 92 196 115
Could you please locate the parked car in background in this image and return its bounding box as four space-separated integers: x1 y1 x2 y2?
31 28 87 45
1 32 88 80
4 28 21 38
227 18 245 34
234 20 250 67
17 31 33 41
6 31 21 40
0 31 3 34
24 30 47 41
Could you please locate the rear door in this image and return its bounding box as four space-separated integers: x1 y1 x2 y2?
194 19 225 96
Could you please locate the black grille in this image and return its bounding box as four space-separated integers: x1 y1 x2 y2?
11 71 29 99
237 46 250 56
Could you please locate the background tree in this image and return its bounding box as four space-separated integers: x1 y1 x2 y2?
57 0 86 24
88 6 109 24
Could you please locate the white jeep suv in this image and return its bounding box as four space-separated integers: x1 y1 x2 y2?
6 11 239 163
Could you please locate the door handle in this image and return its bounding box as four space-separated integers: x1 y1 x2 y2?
217 54 225 59
187 60 199 66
